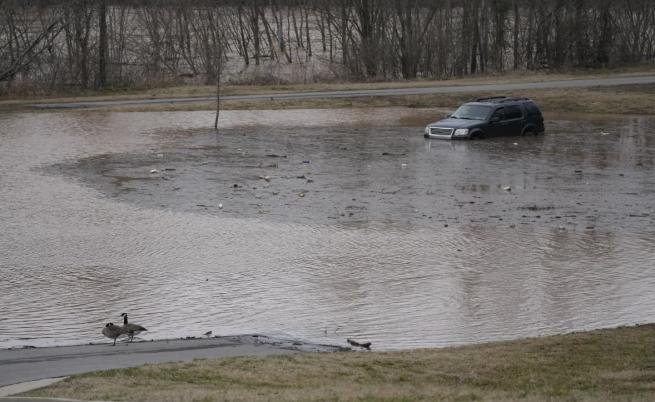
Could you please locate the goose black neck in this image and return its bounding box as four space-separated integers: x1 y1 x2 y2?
123 315 128 325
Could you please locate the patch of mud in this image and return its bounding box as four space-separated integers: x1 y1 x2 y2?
47 118 655 231
237 334 351 352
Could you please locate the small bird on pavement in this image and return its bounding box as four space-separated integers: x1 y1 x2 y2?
347 338 372 350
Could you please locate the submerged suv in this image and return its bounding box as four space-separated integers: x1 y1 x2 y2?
424 97 544 140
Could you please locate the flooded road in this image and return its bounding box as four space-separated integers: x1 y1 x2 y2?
1 108 654 350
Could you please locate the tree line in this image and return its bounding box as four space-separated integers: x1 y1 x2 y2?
1 0 654 93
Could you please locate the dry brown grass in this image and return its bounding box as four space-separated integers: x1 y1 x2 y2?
24 325 655 402
3 64 655 116
86 84 655 117
0 72 595 102
2 64 654 105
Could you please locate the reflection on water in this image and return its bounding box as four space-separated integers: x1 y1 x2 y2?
0 109 654 350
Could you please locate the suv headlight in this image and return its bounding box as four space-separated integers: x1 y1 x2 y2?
425 126 430 134
454 129 469 136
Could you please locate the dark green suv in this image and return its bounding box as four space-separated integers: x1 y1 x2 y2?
424 96 545 140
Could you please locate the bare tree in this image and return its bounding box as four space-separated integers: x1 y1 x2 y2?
213 3 227 129
97 0 108 88
0 2 64 84
2 0 655 95
391 0 439 79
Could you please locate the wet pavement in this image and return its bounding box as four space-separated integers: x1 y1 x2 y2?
0 335 335 388
1 108 654 351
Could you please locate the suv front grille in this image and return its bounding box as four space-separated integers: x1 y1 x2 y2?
430 127 453 136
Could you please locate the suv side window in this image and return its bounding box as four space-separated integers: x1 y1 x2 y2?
504 105 523 120
491 108 504 121
525 102 541 117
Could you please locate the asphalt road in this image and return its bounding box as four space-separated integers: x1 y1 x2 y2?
0 336 304 389
29 74 655 110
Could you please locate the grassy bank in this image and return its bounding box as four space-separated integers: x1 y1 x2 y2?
89 83 655 117
2 67 655 116
24 325 655 401
2 64 654 102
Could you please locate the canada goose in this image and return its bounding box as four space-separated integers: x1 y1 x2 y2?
347 338 372 350
102 323 126 346
120 313 147 343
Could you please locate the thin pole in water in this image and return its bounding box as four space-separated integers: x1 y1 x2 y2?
214 74 220 130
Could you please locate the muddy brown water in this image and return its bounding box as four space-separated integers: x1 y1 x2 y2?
1 108 654 350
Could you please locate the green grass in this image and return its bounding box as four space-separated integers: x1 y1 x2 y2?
23 325 655 401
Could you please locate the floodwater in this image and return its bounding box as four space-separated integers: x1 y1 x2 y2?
1 108 654 350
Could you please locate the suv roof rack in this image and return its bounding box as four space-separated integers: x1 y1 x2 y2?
475 96 531 103
476 96 507 102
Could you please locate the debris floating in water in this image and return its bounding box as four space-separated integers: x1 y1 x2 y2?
503 186 512 191
150 169 159 174
347 338 372 350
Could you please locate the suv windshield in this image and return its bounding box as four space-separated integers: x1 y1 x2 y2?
451 105 491 120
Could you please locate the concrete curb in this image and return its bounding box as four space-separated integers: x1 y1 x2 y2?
0 398 93 402
0 378 68 398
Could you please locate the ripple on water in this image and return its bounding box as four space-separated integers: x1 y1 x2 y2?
1 110 655 349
